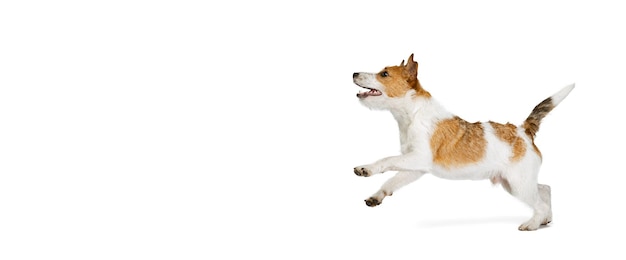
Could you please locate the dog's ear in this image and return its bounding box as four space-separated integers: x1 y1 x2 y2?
400 59 405 67
405 53 418 77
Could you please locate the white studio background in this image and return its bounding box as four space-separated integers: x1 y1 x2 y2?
1 1 624 259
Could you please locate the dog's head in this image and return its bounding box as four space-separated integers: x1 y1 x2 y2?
353 54 430 109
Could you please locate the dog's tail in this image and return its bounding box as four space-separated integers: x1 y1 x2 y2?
522 84 575 139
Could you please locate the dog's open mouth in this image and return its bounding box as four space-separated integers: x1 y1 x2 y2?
357 87 382 98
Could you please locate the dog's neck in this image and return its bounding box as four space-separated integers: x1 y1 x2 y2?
389 93 453 154
390 93 452 129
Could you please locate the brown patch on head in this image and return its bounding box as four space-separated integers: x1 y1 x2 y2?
430 117 486 168
489 122 526 161
376 66 411 97
375 54 431 98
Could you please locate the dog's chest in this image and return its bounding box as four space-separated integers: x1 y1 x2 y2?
398 123 431 155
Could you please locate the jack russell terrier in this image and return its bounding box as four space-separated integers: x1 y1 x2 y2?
352 54 573 231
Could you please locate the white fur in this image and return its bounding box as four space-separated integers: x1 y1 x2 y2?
551 83 575 106
354 72 572 231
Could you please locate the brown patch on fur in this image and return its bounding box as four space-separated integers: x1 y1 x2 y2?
489 122 526 161
523 97 554 139
412 79 431 98
430 116 486 168
375 54 431 98
376 66 412 97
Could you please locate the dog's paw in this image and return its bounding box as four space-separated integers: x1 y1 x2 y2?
354 166 373 177
364 197 382 207
518 221 541 231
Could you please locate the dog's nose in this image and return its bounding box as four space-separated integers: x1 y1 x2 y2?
353 72 359 78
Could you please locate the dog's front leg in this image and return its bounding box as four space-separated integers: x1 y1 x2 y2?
365 171 424 207
354 153 429 177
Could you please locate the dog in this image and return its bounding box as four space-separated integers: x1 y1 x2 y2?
352 54 573 231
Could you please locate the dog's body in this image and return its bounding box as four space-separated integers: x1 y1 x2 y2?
352 54 573 231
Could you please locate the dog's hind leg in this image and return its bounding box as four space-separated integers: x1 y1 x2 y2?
365 171 424 207
538 184 552 225
494 177 551 225
506 169 550 231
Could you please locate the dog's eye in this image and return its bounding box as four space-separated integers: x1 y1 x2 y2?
381 71 389 77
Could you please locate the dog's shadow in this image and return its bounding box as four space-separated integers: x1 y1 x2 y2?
417 216 551 229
